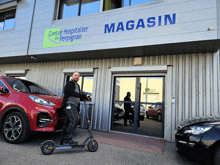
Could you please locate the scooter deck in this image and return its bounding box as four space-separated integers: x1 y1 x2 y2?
55 144 85 150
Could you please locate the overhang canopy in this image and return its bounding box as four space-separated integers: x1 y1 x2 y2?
0 39 220 64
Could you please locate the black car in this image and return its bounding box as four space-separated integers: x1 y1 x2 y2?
175 115 220 165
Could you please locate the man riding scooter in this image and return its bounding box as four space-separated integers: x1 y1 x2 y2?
60 71 88 145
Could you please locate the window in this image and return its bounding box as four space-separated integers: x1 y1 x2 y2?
57 0 100 19
5 70 28 79
64 74 94 100
0 9 16 31
104 0 158 11
3 77 54 95
0 80 7 90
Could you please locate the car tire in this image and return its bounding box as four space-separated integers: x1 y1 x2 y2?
158 114 162 122
146 113 149 119
2 112 28 144
140 116 144 121
214 146 220 165
176 146 185 155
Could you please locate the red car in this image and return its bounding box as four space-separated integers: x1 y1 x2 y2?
0 76 64 143
146 104 163 122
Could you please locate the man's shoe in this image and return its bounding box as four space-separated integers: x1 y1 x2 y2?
63 140 78 145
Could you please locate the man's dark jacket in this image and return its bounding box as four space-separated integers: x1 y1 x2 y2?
124 96 131 112
60 80 87 111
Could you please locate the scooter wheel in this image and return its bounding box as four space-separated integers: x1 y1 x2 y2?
41 140 55 155
87 140 98 152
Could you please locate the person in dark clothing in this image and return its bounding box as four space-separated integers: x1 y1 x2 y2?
60 71 88 145
124 92 132 126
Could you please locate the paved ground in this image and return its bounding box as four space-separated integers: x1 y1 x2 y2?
0 128 211 165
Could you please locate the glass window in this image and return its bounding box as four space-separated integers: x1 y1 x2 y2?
3 77 54 95
104 0 158 11
0 9 16 31
58 0 100 19
0 80 6 90
65 74 94 99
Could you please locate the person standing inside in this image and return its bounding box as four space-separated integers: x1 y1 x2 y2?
60 71 88 145
124 92 132 126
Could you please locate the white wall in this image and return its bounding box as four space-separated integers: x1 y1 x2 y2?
0 52 219 141
0 0 35 57
28 0 217 56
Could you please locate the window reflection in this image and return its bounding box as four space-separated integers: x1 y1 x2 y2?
0 9 16 31
104 0 158 11
81 1 100 16
4 18 15 30
65 74 94 96
59 0 100 19
123 0 157 7
0 21 4 31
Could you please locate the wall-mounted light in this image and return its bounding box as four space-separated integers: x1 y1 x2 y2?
207 28 214 31
31 56 36 60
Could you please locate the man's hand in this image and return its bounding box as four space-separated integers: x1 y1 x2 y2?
86 95 91 101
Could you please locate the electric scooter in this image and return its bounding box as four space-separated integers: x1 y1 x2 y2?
40 101 98 155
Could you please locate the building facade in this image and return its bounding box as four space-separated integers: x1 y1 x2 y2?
0 0 220 142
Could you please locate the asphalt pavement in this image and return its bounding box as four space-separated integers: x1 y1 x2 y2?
0 128 211 165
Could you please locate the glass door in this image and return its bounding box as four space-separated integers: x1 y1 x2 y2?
111 76 164 138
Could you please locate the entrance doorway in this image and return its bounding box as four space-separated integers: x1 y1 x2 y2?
111 76 165 138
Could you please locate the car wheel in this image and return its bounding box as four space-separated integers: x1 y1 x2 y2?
176 146 185 155
146 113 149 119
214 146 220 165
158 114 162 122
2 112 28 143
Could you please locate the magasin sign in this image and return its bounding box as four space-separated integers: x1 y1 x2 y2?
43 13 176 48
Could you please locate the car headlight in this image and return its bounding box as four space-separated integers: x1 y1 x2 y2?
28 95 56 106
184 126 212 135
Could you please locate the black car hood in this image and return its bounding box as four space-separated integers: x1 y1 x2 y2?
178 115 220 127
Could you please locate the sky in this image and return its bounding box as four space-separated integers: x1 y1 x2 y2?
0 0 156 31
62 0 157 19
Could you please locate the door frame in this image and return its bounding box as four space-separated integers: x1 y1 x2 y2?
110 72 166 137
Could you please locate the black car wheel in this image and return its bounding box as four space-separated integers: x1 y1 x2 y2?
2 112 28 143
158 114 162 122
146 113 149 119
214 146 220 165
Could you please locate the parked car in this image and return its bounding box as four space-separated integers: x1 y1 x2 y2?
175 115 220 165
130 104 145 121
114 103 125 121
0 76 64 143
83 92 124 121
146 104 163 122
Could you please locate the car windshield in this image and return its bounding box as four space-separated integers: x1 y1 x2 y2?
3 77 54 96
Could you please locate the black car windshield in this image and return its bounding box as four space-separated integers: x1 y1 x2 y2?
3 77 54 96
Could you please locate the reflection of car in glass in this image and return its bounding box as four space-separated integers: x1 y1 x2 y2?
175 116 220 165
0 76 63 143
130 104 145 121
114 104 125 121
146 104 162 122
83 92 124 121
